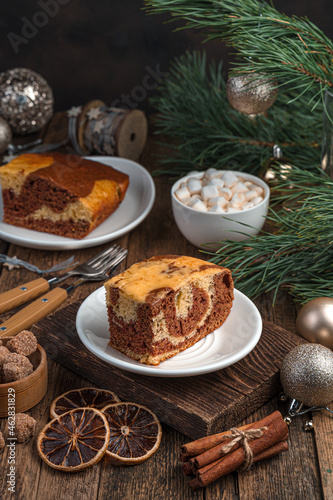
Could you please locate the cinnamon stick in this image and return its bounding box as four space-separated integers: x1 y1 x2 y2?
191 410 283 470
180 422 253 459
196 413 288 488
196 438 288 476
188 440 289 489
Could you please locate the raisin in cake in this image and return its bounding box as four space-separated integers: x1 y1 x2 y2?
0 153 129 239
105 255 234 365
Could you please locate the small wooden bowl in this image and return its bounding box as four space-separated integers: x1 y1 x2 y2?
0 345 48 417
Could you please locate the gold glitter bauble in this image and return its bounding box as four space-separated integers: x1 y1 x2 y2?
296 297 333 349
0 68 54 135
0 117 12 154
226 74 278 115
280 344 333 407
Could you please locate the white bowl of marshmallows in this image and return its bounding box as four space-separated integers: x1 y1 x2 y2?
171 168 270 248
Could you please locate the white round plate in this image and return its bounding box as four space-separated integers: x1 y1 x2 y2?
0 157 155 250
76 287 262 378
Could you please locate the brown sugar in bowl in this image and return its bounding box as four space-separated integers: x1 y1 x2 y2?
0 345 47 417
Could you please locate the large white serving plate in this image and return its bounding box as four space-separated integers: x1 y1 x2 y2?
0 157 155 250
76 287 262 378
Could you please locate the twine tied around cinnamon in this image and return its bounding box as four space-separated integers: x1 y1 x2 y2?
220 426 268 470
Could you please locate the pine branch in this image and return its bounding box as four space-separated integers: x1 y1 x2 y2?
203 166 333 304
145 0 333 103
151 52 322 176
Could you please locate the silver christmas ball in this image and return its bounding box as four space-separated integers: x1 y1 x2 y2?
226 74 278 115
296 297 333 349
0 117 12 154
280 344 333 407
0 68 54 135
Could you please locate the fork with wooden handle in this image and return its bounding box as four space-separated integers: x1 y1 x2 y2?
0 244 123 315
0 248 127 338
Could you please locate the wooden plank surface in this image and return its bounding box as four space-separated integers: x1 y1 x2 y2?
0 113 330 499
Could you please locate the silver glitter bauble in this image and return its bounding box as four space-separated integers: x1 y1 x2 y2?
226 74 278 115
280 344 333 407
296 297 333 349
0 117 12 154
0 68 54 135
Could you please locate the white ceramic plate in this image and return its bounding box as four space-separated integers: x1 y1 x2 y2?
76 287 262 378
0 157 155 250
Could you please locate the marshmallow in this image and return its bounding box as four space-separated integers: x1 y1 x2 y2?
209 204 225 213
175 186 190 201
241 202 254 210
222 171 238 188
187 178 202 195
210 177 225 188
219 187 232 201
188 199 208 212
230 193 245 206
252 196 264 206
201 184 219 200
231 181 248 194
227 206 242 213
207 196 228 208
244 190 258 201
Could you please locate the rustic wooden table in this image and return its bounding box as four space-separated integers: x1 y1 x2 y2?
0 114 332 500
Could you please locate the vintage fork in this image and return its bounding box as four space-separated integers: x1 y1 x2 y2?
0 247 127 337
0 244 124 314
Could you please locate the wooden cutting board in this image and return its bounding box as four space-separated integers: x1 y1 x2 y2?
32 301 305 440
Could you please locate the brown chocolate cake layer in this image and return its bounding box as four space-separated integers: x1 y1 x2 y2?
0 153 129 239
105 255 234 365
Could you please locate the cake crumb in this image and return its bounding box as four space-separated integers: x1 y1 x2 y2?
7 330 38 356
14 414 37 443
0 431 5 451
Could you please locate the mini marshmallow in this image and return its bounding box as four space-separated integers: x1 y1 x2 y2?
242 202 254 210
175 186 190 201
227 207 241 213
201 184 219 200
252 196 264 206
187 178 202 195
204 168 220 179
189 199 208 212
209 204 225 213
210 177 225 188
246 183 264 196
207 196 228 208
222 171 238 188
230 193 245 206
244 190 258 201
231 181 248 194
219 187 232 201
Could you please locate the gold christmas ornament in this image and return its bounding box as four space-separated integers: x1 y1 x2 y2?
0 68 54 135
296 297 333 349
280 344 333 407
226 74 278 115
0 117 12 155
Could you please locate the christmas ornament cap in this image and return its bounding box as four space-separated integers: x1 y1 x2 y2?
280 344 333 407
296 297 333 349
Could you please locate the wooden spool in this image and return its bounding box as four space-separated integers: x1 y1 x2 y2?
78 102 148 161
0 344 48 417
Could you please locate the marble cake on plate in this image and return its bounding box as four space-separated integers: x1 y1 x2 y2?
105 255 234 365
0 153 129 239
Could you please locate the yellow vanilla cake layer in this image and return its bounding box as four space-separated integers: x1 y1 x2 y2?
0 154 56 194
105 255 223 305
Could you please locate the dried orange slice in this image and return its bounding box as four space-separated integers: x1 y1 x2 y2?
37 408 110 472
102 402 162 465
50 387 120 419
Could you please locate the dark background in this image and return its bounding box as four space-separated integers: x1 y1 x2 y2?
0 0 332 113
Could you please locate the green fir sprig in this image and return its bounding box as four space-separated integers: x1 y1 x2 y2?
151 52 322 176
204 166 333 304
145 0 333 104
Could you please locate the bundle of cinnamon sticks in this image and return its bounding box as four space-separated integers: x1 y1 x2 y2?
180 410 289 489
